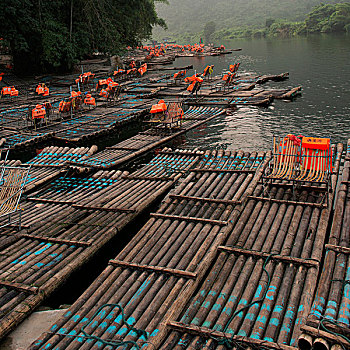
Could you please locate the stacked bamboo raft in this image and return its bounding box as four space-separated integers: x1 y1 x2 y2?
69 107 225 169
24 145 98 192
50 108 147 143
0 106 148 149
156 71 300 107
299 138 350 350
0 59 302 151
27 144 347 350
155 143 343 350
0 148 202 339
29 150 269 350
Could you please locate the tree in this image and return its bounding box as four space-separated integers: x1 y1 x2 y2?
265 18 275 28
305 3 350 33
204 21 216 43
0 0 167 74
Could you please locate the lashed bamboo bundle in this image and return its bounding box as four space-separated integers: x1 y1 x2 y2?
299 139 350 350
153 144 343 350
70 107 225 170
48 108 146 143
0 149 201 340
23 145 98 192
28 149 269 350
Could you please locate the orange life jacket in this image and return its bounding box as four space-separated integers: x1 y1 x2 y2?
10 87 19 96
43 87 49 96
187 76 203 92
1 86 11 95
174 70 186 79
99 89 108 98
150 100 167 114
32 104 46 119
84 93 96 106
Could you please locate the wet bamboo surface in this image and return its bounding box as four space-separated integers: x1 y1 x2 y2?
70 106 226 169
0 104 149 150
153 143 343 350
24 146 98 192
29 149 270 350
0 62 302 152
0 148 202 339
49 108 148 143
299 138 350 350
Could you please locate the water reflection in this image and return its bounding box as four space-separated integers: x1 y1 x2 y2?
173 34 350 150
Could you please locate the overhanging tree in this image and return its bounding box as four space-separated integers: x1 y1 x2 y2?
0 0 167 74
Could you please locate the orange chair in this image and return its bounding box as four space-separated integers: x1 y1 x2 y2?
10 86 19 96
295 137 332 182
138 63 147 76
36 83 49 96
187 76 203 94
32 104 46 119
99 89 108 98
84 93 96 106
1 86 12 96
265 134 301 180
150 100 167 114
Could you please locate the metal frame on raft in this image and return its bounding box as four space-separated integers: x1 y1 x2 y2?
147 100 185 131
262 134 333 207
0 149 31 230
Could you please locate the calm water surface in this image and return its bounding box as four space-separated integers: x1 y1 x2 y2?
172 34 350 151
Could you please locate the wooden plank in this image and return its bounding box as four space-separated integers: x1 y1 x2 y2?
0 280 38 294
122 175 173 182
247 196 327 208
29 164 67 168
150 213 228 226
27 198 74 205
268 182 327 192
109 260 197 279
325 244 350 255
105 146 140 151
218 246 319 268
170 194 241 205
159 150 202 157
168 321 297 350
72 204 135 213
191 168 256 174
18 234 91 247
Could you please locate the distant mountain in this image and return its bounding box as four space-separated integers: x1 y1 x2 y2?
152 0 349 41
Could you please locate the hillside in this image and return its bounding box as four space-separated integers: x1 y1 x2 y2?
153 0 349 41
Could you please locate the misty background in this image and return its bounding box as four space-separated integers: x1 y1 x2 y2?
152 0 350 43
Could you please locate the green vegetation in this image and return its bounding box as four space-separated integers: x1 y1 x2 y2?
0 0 167 74
204 22 216 43
153 0 350 43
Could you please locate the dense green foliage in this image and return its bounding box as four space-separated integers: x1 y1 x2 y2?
153 0 350 43
0 0 167 74
204 22 216 42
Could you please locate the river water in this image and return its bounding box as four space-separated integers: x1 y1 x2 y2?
171 34 350 152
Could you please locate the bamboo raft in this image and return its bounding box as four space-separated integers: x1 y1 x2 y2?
299 138 350 350
27 143 346 350
28 149 269 350
0 148 203 339
69 106 226 170
24 145 98 192
0 63 302 151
